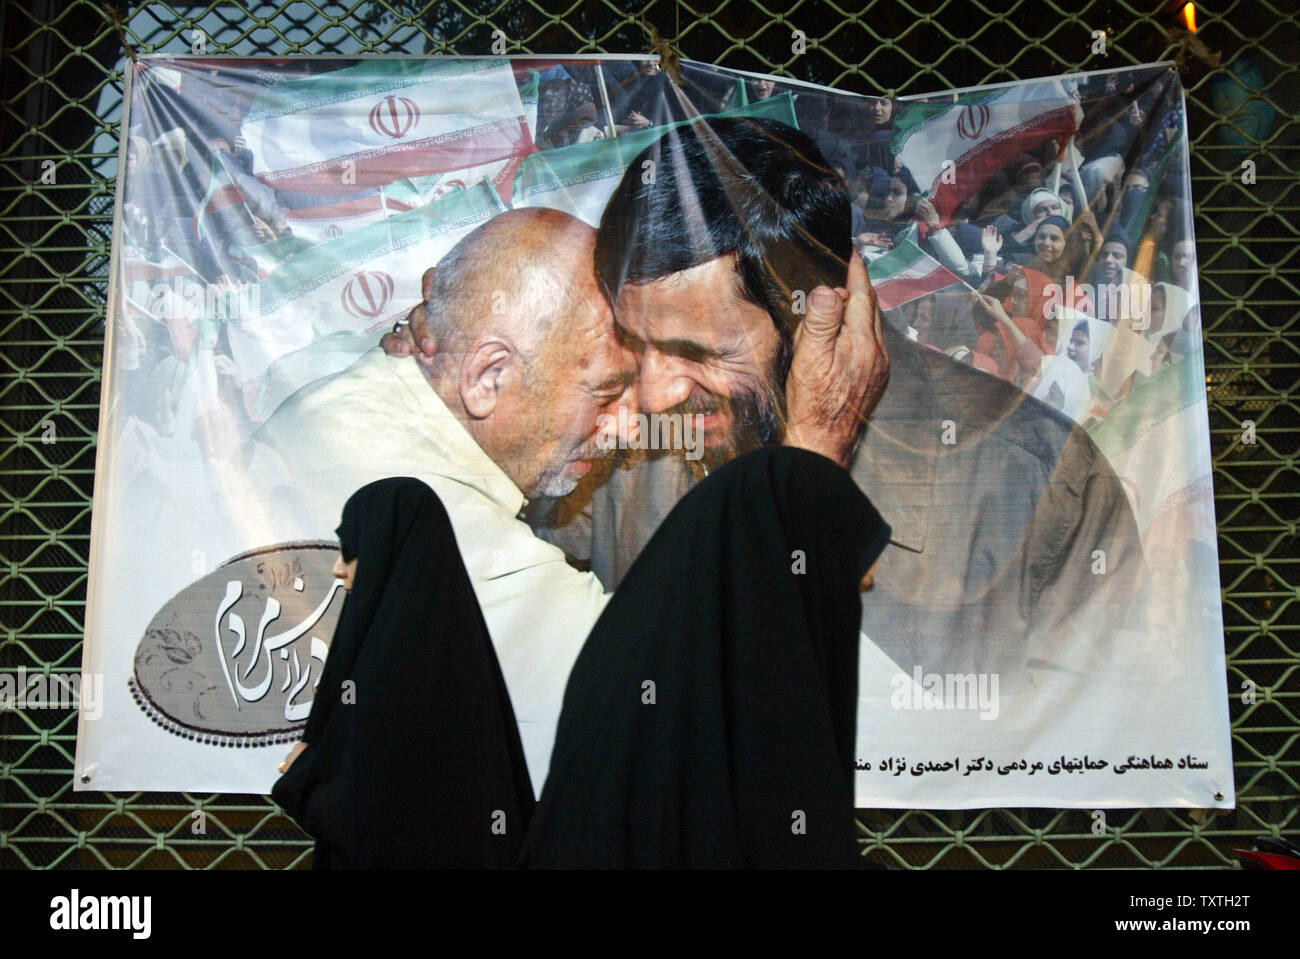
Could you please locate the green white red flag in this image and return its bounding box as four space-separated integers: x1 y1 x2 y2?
892 78 1082 225
865 239 964 310
240 58 534 193
227 181 505 414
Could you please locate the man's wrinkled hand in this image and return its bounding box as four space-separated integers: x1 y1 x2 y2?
378 301 437 367
784 251 890 468
378 266 438 366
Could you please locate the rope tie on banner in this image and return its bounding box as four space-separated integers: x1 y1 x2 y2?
102 2 139 64
1167 25 1220 73
644 20 682 85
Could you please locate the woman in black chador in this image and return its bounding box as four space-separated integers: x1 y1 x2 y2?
523 446 889 868
275 446 890 868
272 477 535 869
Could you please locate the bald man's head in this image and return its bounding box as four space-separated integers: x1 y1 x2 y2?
419 208 637 498
425 208 604 373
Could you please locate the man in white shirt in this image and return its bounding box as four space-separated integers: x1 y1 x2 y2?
254 208 632 793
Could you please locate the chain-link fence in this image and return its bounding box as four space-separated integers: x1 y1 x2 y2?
1 0 1296 869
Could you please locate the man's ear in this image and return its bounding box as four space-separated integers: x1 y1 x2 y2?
460 336 515 420
421 266 437 302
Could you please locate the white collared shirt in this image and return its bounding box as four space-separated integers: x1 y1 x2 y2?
251 348 610 796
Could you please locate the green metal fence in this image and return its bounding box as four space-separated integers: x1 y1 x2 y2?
1 0 1296 868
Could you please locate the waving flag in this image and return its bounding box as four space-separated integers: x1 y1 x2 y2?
893 78 1082 224
278 188 416 244
192 152 247 242
227 181 505 415
241 58 534 193
865 240 964 311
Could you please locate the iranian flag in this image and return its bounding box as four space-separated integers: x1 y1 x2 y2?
227 181 505 417
241 58 535 193
280 188 417 245
892 78 1082 225
865 240 963 311
1088 352 1220 640
120 247 202 352
192 152 246 243
121 246 200 286
399 154 523 209
1088 352 1213 539
276 156 523 247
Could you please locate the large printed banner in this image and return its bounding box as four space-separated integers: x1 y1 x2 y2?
78 56 1232 808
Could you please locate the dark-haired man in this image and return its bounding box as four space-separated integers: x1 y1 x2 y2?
1090 232 1148 325
532 117 1143 683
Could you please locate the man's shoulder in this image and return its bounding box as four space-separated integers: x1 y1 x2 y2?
247 349 455 502
908 340 1106 478
260 349 404 426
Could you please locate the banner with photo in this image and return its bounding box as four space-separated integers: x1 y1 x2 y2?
79 56 1231 809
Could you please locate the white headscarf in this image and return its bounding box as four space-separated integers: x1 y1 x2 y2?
1146 281 1193 342
1053 306 1115 371
1020 188 1070 226
1031 354 1093 425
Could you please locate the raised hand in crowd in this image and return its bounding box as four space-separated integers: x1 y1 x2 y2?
1013 212 1046 245
915 196 942 229
857 231 894 250
970 290 1013 328
1074 209 1103 256
980 224 1003 272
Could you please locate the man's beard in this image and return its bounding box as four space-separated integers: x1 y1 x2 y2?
530 436 610 498
665 363 786 475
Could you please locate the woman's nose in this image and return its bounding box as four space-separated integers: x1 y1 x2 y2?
332 556 346 577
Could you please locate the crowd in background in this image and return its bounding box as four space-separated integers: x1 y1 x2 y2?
801 67 1199 428
506 61 1203 428
120 60 1199 437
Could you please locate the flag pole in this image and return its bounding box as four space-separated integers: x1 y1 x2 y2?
595 63 617 140
1068 136 1089 221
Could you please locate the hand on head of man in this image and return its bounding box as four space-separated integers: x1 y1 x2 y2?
381 248 889 472
782 250 889 467
379 266 438 364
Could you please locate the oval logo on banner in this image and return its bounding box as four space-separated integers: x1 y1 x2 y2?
368 95 421 139
321 224 343 239
341 270 394 318
129 542 346 748
957 103 991 140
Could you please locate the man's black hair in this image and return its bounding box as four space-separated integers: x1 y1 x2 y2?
594 116 851 382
